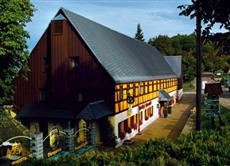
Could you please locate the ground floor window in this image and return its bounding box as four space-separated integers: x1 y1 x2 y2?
131 114 138 130
118 121 125 139
145 106 153 120
139 111 143 125
118 114 140 139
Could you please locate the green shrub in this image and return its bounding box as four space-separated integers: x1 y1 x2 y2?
22 126 230 165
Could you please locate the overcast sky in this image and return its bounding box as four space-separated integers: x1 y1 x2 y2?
27 0 195 50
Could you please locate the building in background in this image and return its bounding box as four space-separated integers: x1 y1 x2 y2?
164 56 183 100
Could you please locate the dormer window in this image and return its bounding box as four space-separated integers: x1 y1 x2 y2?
53 13 66 34
70 57 79 69
54 21 63 33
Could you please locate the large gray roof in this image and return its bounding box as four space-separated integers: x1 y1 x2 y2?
59 8 176 83
164 56 182 77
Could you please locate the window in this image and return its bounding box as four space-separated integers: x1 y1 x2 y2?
135 85 139 97
38 89 46 102
119 87 123 100
54 21 63 33
124 119 128 133
145 109 149 120
140 86 144 95
145 82 148 93
131 115 137 129
43 57 49 73
127 84 130 96
70 57 79 69
118 122 125 139
164 80 166 88
149 83 152 92
77 93 83 102
150 106 153 117
133 85 136 97
123 88 127 100
139 112 143 125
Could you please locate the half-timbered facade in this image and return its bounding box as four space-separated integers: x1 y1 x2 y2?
14 8 181 146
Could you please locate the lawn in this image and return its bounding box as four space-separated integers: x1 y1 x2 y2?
183 81 195 91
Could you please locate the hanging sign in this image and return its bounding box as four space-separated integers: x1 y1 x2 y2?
127 96 134 104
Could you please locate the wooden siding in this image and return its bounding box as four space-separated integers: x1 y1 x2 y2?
14 20 114 113
14 30 49 108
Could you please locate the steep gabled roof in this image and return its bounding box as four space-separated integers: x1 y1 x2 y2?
164 56 182 77
58 8 176 83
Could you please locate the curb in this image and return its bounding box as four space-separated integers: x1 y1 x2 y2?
180 107 196 135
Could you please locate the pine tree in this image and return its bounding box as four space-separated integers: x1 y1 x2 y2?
135 24 145 42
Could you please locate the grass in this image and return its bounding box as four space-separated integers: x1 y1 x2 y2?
183 81 195 91
0 109 29 142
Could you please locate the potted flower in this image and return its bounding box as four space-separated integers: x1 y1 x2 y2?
168 106 172 114
163 106 168 118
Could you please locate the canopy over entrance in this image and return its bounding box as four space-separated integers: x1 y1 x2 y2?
76 100 113 120
159 89 172 102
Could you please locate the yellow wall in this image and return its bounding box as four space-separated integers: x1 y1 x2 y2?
115 78 178 113
93 122 101 145
76 119 87 144
47 122 63 133
30 121 39 133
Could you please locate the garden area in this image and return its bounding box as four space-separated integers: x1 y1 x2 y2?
21 105 230 166
22 127 230 166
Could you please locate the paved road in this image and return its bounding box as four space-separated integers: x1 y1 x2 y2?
184 91 196 94
133 94 195 143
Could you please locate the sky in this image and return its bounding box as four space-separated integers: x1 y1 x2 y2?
26 0 195 50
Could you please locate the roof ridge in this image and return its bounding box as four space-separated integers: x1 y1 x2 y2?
60 8 154 49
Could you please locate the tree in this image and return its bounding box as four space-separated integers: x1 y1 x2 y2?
148 35 174 55
179 0 230 131
134 24 145 42
178 0 230 55
183 55 196 82
0 0 34 107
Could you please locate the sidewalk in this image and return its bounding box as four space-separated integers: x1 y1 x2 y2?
133 94 195 143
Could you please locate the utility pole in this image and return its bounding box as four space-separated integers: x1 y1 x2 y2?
196 0 202 130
